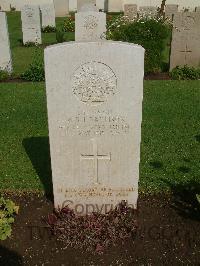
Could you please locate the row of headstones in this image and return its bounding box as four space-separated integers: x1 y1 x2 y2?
124 4 200 20
0 4 55 73
0 2 106 73
1 2 200 73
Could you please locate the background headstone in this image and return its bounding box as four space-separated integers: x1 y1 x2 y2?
195 6 200 12
170 12 200 70
40 2 56 28
108 0 123 12
53 0 69 17
96 0 104 11
165 4 178 20
77 0 96 12
0 12 12 72
21 5 42 44
45 41 144 213
75 11 106 42
124 4 137 20
139 6 158 17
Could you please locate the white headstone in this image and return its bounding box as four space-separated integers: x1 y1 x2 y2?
21 5 42 44
0 12 12 72
53 0 69 17
96 0 104 11
108 0 123 12
40 3 56 28
165 4 178 20
139 6 158 17
75 11 106 42
77 0 96 12
124 4 137 20
195 6 200 12
170 12 200 70
45 41 144 214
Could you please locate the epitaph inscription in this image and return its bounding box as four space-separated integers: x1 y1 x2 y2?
72 61 117 104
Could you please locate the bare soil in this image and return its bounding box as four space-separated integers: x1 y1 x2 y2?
0 193 200 266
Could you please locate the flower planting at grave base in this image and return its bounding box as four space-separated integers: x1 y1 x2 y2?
45 201 137 253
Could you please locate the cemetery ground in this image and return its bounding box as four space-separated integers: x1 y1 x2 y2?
0 10 200 266
0 81 200 265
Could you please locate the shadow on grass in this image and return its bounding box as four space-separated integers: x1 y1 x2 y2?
163 179 200 221
22 137 53 201
0 245 23 266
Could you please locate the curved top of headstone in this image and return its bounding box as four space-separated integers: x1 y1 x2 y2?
45 41 145 53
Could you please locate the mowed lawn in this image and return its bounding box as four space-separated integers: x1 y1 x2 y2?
0 81 200 194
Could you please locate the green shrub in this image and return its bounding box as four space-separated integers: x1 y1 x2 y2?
0 197 19 240
56 28 65 43
42 26 56 33
63 17 75 32
0 70 10 81
107 16 170 73
21 49 45 82
170 65 200 80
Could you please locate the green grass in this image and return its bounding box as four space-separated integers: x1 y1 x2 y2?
7 12 75 76
0 81 200 194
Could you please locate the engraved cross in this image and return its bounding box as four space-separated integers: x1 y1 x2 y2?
180 45 192 64
81 139 111 184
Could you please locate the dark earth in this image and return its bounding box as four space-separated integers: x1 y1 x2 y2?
0 193 200 266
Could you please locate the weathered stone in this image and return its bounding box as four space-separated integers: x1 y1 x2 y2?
45 41 144 214
108 0 123 12
21 5 41 44
124 4 137 20
195 6 200 12
53 0 69 17
165 4 178 21
75 11 106 42
0 12 12 72
40 2 56 28
139 6 158 17
77 0 96 12
170 12 200 70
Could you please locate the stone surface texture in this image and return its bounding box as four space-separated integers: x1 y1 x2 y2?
21 5 41 44
40 2 56 28
0 12 12 72
124 4 137 19
170 12 200 69
45 41 144 213
75 11 106 42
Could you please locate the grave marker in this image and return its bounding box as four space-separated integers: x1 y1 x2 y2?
108 0 123 12
170 12 200 70
0 12 12 72
40 3 56 28
45 41 144 214
54 0 69 17
195 7 200 12
165 4 178 21
21 5 41 45
75 11 106 41
139 6 157 17
124 4 137 20
77 0 96 12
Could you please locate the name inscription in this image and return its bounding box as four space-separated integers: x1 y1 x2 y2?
59 110 130 137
